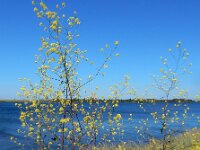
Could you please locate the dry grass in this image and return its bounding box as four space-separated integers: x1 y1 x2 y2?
96 128 200 150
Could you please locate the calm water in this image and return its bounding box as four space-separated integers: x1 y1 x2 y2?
0 102 199 150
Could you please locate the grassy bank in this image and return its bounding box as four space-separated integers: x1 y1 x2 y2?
96 128 200 150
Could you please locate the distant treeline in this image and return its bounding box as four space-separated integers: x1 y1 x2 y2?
0 98 198 103
112 98 195 103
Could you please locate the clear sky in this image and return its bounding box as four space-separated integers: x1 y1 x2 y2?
0 0 200 99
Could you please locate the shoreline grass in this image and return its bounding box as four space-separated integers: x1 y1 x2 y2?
95 128 200 150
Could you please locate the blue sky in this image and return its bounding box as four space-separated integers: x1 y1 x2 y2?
0 0 200 99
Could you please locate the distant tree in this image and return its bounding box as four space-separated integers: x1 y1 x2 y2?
152 41 192 150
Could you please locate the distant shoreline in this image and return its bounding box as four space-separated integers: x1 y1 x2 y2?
0 99 198 103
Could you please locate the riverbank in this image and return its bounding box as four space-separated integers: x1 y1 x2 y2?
96 128 200 150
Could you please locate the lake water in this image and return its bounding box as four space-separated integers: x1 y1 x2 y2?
0 102 199 150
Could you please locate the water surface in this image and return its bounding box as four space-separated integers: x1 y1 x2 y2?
0 102 199 149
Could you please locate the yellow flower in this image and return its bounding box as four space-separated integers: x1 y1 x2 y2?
60 118 70 123
41 65 50 69
68 22 73 27
50 47 58 53
114 41 119 46
46 11 57 19
59 107 64 112
21 86 26 91
46 11 51 18
29 127 34 132
76 127 81 132
58 129 62 132
35 109 40 113
58 128 67 132
74 18 80 25
172 78 177 82
112 131 117 135
161 114 165 119
103 64 108 69
114 114 122 121
40 2 47 10
50 20 58 30
33 7 38 12
31 101 37 107
114 103 118 107
83 116 91 123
